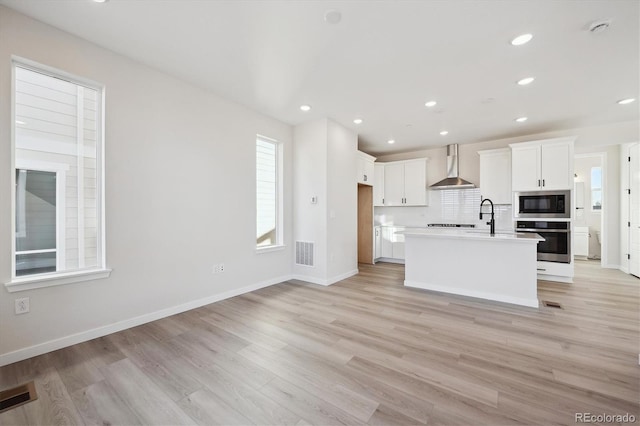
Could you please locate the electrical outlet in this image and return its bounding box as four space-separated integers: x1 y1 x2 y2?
212 264 225 274
15 297 29 315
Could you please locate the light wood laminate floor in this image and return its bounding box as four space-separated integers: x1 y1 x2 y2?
1 261 638 425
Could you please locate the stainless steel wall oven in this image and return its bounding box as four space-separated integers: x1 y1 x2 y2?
516 220 571 263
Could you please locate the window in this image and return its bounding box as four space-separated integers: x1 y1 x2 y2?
591 166 602 211
8 59 109 290
256 136 282 249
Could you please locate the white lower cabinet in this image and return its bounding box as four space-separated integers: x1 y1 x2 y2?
574 226 589 258
374 226 382 260
380 226 405 261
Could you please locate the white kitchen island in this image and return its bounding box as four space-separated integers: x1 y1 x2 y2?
400 229 544 308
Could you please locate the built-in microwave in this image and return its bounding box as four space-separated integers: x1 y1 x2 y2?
514 190 571 218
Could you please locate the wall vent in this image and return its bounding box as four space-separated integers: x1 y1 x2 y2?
295 241 314 266
542 300 563 309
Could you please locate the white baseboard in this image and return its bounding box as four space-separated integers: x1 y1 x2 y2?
537 274 573 284
291 269 359 286
404 279 539 308
0 275 291 367
603 263 621 270
376 257 405 264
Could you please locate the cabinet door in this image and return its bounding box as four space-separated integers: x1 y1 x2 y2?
541 143 571 190
574 232 589 257
362 159 374 186
479 150 511 204
381 227 393 258
373 164 385 206
403 160 427 206
511 145 541 191
374 227 381 259
391 227 405 259
383 163 405 206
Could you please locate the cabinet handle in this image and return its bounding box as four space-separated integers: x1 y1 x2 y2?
537 268 547 271
542 179 545 187
538 179 541 187
364 175 367 182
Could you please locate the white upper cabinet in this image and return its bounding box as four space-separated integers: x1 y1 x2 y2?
511 145 541 191
373 163 385 206
357 151 375 186
381 158 428 206
403 159 428 206
510 137 575 191
540 143 572 190
383 163 405 205
478 148 512 204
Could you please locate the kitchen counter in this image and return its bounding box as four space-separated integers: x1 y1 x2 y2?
401 229 543 308
397 228 542 243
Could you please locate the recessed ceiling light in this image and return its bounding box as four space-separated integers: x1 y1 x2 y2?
425 101 437 107
92 0 109 3
387 139 395 144
511 33 533 46
515 117 528 123
617 98 636 105
353 118 363 124
517 77 535 86
299 105 311 112
439 131 449 136
324 9 342 24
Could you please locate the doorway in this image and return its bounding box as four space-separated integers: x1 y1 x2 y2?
574 153 605 266
626 143 640 278
357 185 374 264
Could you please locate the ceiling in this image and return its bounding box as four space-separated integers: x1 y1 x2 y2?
2 0 638 155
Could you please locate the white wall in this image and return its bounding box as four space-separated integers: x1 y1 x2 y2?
292 118 358 284
326 120 357 280
292 119 328 282
0 6 294 363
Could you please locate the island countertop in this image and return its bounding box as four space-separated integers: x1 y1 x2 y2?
397 228 544 243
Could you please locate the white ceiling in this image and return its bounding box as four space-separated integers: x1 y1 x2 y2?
2 0 638 155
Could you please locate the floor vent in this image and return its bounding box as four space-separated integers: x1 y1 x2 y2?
542 300 563 309
0 381 38 413
295 241 314 266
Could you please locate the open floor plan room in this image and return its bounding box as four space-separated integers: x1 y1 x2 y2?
0 261 638 425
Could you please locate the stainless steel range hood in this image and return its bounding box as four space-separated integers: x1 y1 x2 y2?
429 144 476 190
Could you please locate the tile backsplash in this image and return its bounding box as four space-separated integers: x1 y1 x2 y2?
374 188 514 232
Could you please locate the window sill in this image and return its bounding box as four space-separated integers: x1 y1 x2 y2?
5 268 112 293
256 244 286 254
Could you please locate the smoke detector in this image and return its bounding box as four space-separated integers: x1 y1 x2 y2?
324 10 342 24
588 19 612 34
